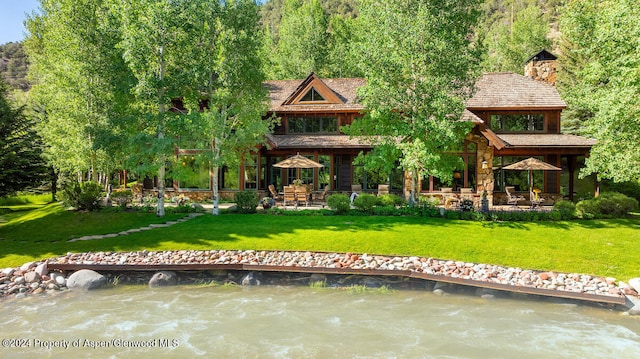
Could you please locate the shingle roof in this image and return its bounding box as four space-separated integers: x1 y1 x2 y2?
466 72 566 110
497 134 596 147
265 78 366 113
267 134 374 149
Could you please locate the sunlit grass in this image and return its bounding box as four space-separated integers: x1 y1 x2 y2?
0 203 639 281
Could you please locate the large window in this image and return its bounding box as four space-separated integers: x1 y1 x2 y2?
490 114 544 132
269 157 283 190
318 155 331 189
288 116 338 134
220 166 239 189
420 141 477 191
244 155 258 189
177 155 210 190
493 156 543 192
353 162 404 191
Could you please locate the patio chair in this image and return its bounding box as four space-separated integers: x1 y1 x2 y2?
441 187 459 209
530 188 544 210
505 186 525 209
294 185 310 206
459 188 477 208
283 186 297 207
268 184 281 205
315 186 330 204
377 184 390 196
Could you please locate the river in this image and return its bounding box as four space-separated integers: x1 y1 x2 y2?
1 285 639 358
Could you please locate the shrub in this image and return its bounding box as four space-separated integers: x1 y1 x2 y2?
110 189 133 208
576 192 639 218
352 193 380 214
553 200 577 220
326 194 351 214
459 199 474 212
234 191 259 214
603 180 640 203
378 194 405 207
63 181 103 211
372 205 398 216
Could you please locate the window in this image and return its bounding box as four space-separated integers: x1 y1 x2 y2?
353 162 404 191
490 114 544 132
288 117 338 134
177 155 210 190
493 156 543 192
220 166 239 189
300 87 325 102
244 155 258 189
420 141 477 191
269 157 284 190
318 155 331 189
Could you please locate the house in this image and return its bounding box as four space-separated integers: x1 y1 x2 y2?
163 50 595 205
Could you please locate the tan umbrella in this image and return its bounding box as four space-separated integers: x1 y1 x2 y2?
273 153 323 169
502 157 561 190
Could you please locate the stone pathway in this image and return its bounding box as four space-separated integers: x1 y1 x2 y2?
67 213 203 242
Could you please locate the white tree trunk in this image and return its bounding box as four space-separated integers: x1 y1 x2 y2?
212 165 219 215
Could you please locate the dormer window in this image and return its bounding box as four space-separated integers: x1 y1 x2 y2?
300 87 325 102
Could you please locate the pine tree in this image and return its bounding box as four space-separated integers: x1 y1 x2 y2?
0 78 47 197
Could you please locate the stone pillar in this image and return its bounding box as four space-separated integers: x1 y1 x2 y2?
468 134 494 208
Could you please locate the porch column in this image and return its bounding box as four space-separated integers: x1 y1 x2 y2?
567 155 576 202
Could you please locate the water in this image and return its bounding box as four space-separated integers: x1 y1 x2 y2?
1 285 639 358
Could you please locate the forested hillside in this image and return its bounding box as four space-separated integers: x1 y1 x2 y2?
0 42 29 92
1 0 636 199
259 0 562 79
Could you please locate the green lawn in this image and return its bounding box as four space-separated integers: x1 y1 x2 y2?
1 202 639 281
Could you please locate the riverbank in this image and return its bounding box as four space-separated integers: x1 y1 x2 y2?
2 249 639 312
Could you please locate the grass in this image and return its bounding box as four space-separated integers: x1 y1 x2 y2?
1 201 639 281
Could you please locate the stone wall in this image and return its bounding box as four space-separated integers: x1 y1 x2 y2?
524 59 556 85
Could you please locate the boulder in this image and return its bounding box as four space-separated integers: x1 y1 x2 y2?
24 271 41 283
190 203 204 212
66 269 106 290
628 278 640 294
35 263 48 277
1 268 15 277
20 262 36 272
149 271 178 288
241 272 261 286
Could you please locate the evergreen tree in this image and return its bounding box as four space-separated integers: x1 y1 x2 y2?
0 78 47 197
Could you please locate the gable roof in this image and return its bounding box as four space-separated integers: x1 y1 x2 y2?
264 76 365 113
466 72 566 110
282 72 343 105
525 49 557 63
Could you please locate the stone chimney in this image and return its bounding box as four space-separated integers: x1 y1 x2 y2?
524 49 557 85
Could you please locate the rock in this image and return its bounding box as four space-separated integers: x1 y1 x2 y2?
13 276 25 285
24 271 41 283
66 269 106 290
241 272 261 286
149 271 178 288
34 263 48 277
55 275 66 286
20 262 36 272
628 278 640 294
1 268 14 277
190 203 204 211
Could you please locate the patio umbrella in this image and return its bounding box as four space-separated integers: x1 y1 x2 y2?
273 153 323 169
273 153 323 182
502 157 561 190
